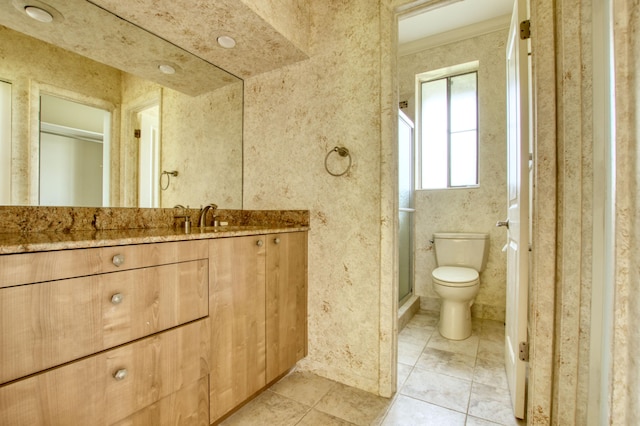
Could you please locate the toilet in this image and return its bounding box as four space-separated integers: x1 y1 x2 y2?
431 232 489 340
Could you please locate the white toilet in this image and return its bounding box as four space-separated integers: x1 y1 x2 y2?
431 232 489 340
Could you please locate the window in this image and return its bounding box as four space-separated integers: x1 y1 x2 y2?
417 64 478 189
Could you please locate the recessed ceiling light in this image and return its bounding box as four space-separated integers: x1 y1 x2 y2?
158 64 176 75
24 6 53 23
217 35 236 49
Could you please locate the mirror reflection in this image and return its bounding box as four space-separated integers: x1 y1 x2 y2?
39 94 111 207
0 19 243 209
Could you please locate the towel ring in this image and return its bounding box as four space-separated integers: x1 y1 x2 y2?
324 146 352 177
160 170 178 190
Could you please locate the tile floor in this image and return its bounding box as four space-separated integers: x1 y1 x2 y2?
220 311 524 426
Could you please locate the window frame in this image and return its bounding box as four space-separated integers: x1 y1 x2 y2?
415 61 480 191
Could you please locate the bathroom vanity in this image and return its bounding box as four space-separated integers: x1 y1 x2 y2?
0 223 308 425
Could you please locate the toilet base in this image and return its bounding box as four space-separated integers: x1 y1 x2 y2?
438 299 473 340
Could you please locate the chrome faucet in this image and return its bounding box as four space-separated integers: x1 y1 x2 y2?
198 203 218 227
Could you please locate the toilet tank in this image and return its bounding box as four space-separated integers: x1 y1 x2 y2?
433 232 489 272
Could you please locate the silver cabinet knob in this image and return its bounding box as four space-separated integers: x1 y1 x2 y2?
496 219 509 228
112 254 125 267
274 237 281 244
111 293 124 305
113 368 128 381
256 240 264 247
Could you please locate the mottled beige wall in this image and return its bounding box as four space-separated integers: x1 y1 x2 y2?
0 26 121 205
243 0 394 395
398 30 509 321
610 0 640 422
120 74 243 210
550 0 595 424
241 0 311 53
527 0 557 422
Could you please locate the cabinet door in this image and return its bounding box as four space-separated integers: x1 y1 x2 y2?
266 232 308 382
209 236 266 423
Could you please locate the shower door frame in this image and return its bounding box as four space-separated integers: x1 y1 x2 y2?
398 109 415 305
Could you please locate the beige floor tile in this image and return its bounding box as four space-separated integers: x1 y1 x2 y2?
477 338 504 363
465 415 504 425
467 382 520 425
398 323 434 346
297 408 357 425
397 362 413 388
416 347 476 381
427 332 480 358
401 368 472 413
270 370 337 406
219 390 309 426
473 357 508 390
398 340 426 365
314 382 392 426
381 394 466 425
406 311 439 328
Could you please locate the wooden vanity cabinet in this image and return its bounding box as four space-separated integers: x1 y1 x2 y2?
0 240 210 426
209 231 308 423
265 231 308 382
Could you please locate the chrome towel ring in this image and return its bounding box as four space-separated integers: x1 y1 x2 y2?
324 146 352 177
160 170 178 190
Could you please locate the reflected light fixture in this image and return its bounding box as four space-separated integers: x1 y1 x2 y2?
24 6 54 23
158 64 176 75
217 35 236 49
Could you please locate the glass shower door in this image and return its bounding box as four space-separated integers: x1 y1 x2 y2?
398 110 415 304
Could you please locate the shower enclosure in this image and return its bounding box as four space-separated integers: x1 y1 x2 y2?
398 109 415 304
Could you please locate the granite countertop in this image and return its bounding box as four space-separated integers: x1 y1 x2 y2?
0 225 310 255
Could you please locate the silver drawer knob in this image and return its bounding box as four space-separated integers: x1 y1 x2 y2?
111 293 124 305
256 240 264 247
113 368 128 381
112 254 125 267
274 238 281 244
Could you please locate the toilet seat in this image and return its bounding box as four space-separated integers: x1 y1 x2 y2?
432 266 479 287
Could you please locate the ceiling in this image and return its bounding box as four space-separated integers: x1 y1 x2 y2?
398 0 514 45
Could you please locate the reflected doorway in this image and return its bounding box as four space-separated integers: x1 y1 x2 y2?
39 94 111 207
136 103 160 208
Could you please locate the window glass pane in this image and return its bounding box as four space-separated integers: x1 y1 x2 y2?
421 79 448 189
450 73 477 133
450 130 477 186
398 115 413 209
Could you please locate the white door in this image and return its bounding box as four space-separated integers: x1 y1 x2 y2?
503 0 530 419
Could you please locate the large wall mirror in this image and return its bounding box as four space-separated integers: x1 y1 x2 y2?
0 0 243 209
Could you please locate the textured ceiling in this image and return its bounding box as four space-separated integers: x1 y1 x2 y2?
0 0 310 95
91 0 310 79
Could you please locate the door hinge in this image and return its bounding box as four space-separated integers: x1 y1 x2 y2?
134 129 141 138
519 341 530 362
520 20 531 40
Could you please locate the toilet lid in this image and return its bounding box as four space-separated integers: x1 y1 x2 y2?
432 266 479 286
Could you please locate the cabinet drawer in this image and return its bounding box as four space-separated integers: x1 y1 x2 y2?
1 260 208 384
112 376 209 426
0 319 210 426
0 240 208 288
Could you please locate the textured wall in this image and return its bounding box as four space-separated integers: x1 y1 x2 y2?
610 0 639 422
398 30 509 321
243 0 394 394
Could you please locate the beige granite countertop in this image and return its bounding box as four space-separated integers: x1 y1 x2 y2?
0 225 309 255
